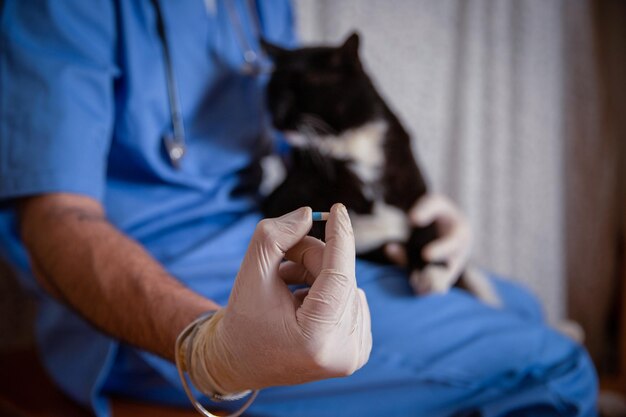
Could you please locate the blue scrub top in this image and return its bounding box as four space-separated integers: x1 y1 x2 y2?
0 0 294 414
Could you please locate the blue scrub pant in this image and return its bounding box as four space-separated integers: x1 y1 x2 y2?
104 263 597 417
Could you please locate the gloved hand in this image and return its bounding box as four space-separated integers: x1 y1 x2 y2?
185 204 372 395
385 194 471 294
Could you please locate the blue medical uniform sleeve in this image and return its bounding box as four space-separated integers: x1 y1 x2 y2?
0 0 118 202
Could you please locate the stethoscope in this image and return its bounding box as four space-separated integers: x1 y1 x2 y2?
151 0 271 168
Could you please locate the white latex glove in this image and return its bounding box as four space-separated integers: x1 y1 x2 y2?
385 194 471 295
186 204 372 394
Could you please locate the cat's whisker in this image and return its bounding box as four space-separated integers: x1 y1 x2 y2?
300 114 336 136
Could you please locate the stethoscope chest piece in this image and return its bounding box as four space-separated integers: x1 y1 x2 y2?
163 133 186 169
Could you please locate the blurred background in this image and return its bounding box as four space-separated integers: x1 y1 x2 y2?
1 0 624 397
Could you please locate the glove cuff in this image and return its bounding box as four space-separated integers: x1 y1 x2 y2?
175 310 259 416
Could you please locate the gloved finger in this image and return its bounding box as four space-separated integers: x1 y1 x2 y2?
422 223 469 262
409 194 458 226
357 288 372 368
383 242 408 266
284 235 325 277
321 203 356 276
278 261 316 286
239 207 312 279
299 204 357 326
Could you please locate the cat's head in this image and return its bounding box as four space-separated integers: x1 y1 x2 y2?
262 32 381 137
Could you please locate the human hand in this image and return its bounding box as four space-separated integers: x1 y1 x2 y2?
184 204 372 395
385 194 471 294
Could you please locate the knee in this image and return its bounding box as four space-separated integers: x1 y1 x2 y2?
529 342 598 417
557 346 598 417
483 341 598 417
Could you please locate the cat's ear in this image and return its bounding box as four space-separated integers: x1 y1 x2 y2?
341 31 360 59
260 38 288 60
339 32 362 71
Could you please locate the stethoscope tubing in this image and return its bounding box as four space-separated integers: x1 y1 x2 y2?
151 0 187 168
151 0 270 168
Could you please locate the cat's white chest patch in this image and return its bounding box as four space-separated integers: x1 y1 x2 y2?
285 121 388 184
323 121 387 183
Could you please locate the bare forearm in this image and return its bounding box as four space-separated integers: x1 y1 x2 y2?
19 194 218 361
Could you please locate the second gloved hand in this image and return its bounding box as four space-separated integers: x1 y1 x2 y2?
185 204 372 394
385 194 471 295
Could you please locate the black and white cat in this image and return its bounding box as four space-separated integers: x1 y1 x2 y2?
261 33 499 304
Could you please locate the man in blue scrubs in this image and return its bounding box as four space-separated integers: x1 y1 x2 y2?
0 1 598 416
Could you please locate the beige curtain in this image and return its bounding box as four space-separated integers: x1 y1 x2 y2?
294 0 622 365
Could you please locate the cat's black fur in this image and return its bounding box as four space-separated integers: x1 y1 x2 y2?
261 33 443 280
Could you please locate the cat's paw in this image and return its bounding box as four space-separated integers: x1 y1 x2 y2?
409 265 453 295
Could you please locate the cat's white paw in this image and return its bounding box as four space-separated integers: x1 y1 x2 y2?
411 265 503 308
410 266 452 295
462 267 502 308
554 319 585 343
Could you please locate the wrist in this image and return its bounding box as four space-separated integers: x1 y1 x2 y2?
184 309 250 395
202 310 254 394
175 309 260 416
